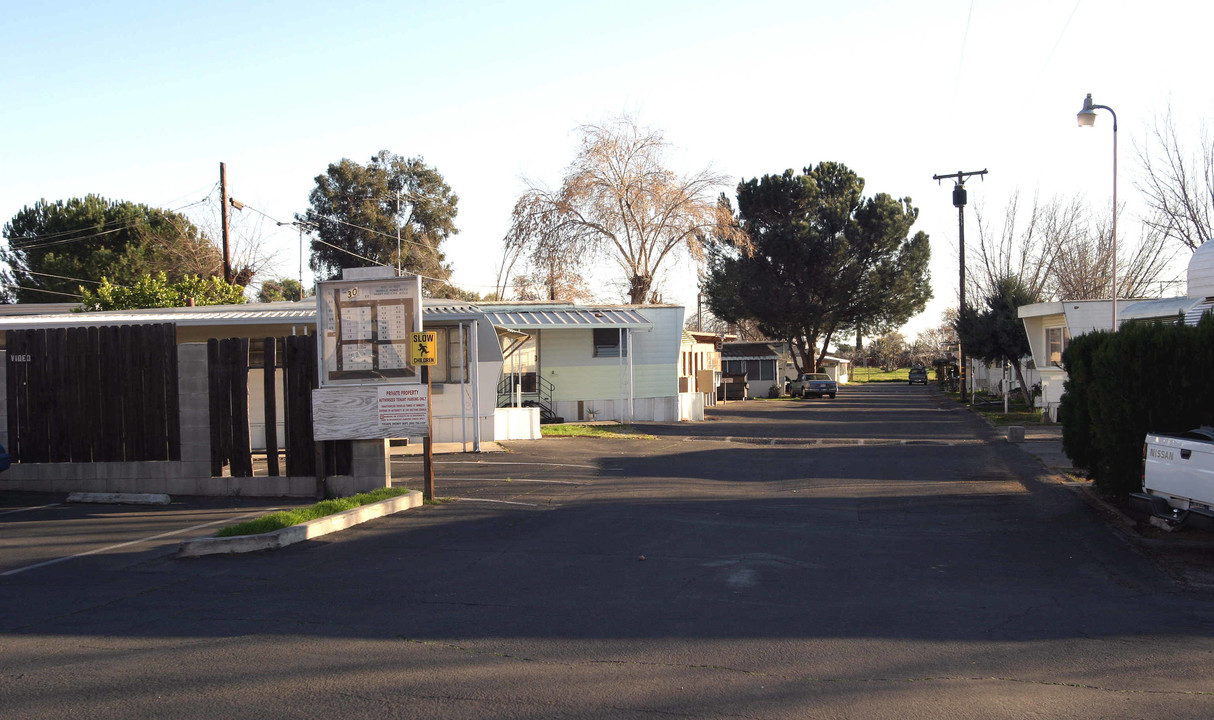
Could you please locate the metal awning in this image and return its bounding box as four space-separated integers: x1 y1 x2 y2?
0 298 487 331
483 308 652 331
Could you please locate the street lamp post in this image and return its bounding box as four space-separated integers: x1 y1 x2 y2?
1077 93 1118 331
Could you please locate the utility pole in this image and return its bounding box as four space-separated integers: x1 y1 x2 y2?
219 162 232 284
931 168 987 404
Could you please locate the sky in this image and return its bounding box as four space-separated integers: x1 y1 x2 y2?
4 0 1213 341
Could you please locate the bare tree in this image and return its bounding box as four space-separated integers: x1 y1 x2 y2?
971 191 1084 301
1136 105 1214 250
971 191 1178 302
1052 211 1178 300
504 114 742 304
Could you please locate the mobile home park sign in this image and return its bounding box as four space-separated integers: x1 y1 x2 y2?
312 273 429 440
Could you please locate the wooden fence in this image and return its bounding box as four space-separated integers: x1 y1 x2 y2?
208 335 349 478
6 324 181 464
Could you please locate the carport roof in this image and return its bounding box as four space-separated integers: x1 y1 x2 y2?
0 299 486 330
481 307 652 330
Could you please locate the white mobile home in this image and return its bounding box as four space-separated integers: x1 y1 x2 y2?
482 301 688 423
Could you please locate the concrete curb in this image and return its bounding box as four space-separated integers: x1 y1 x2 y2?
66 492 171 505
177 490 424 558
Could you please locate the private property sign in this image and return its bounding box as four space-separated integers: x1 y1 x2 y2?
377 385 428 426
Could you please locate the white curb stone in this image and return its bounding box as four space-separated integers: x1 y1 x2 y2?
177 490 424 558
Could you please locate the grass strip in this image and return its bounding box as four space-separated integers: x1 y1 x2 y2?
541 423 655 439
215 487 412 537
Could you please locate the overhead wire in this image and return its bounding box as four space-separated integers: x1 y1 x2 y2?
1029 0 1082 98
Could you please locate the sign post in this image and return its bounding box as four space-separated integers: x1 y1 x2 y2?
410 331 438 500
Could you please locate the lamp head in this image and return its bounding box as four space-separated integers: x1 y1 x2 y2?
1077 93 1098 127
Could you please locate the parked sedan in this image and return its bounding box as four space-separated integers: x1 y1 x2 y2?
800 373 837 399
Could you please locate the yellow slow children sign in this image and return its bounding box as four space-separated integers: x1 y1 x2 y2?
409 331 438 365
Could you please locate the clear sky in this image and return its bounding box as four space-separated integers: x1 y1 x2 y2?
3 0 1212 339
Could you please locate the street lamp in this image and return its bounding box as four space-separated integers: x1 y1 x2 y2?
1077 93 1118 331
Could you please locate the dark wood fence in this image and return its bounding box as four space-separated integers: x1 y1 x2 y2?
209 335 349 478
5 324 180 464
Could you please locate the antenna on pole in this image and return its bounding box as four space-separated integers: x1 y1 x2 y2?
931 168 987 405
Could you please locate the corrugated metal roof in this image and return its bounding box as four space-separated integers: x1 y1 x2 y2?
0 299 486 330
483 307 652 330
1185 298 1214 326
1119 296 1201 322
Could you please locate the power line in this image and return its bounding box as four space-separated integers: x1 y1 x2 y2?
1030 1 1083 98
9 284 83 300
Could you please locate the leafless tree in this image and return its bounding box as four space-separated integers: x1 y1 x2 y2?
970 191 1083 301
913 317 955 363
183 198 277 288
685 308 765 341
971 191 1178 302
503 114 743 304
1136 104 1214 251
1051 212 1178 300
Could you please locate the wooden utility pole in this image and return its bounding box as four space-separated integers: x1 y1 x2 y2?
931 168 987 404
422 364 434 501
219 162 232 284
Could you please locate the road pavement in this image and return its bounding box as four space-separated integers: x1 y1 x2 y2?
4 382 1214 719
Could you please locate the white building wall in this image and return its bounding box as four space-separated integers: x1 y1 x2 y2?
543 307 684 410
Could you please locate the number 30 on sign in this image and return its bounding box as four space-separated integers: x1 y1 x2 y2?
410 331 438 365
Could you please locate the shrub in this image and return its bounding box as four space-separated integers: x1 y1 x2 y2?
1061 314 1214 495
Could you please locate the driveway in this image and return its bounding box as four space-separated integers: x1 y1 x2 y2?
4 383 1214 719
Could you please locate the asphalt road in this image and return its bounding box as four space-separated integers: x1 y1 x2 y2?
3 383 1214 719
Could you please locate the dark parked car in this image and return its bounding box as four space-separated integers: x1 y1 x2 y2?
908 366 928 385
797 373 837 399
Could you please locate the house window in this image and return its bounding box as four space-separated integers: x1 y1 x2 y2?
723 360 744 375
757 359 776 381
430 326 470 383
593 328 628 358
1046 326 1070 367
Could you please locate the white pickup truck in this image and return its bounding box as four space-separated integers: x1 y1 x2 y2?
1134 427 1214 529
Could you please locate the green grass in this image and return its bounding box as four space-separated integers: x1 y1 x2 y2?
970 401 1042 426
215 487 413 537
849 367 916 383
943 389 1044 426
540 423 655 439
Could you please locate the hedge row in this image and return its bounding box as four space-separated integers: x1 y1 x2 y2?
1060 313 1214 495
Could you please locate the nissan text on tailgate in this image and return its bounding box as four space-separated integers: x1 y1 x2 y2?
1135 427 1214 529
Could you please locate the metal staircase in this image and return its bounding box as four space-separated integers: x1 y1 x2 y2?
497 374 563 424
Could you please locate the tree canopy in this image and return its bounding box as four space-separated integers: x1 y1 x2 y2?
703 163 932 372
78 272 246 311
300 151 458 293
502 115 741 304
955 275 1038 404
256 278 306 303
1 195 221 303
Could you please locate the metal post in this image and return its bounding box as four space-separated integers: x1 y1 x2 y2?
422 364 434 501
471 320 481 452
627 328 634 424
1111 118 1119 331
459 322 467 452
